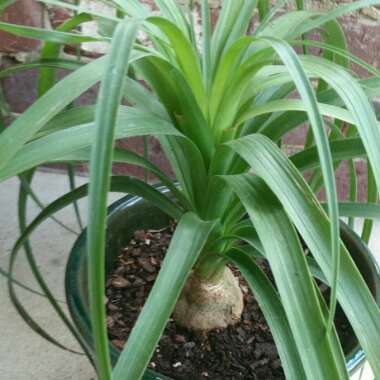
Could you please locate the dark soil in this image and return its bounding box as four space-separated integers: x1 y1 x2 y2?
105 223 352 380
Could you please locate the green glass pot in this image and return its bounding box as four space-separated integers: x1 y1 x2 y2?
65 187 380 379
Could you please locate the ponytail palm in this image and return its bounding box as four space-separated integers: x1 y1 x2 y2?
1 1 380 379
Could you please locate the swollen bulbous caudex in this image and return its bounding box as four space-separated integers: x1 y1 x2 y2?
173 267 244 331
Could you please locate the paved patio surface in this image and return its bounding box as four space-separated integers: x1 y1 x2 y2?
0 171 123 380
0 171 379 379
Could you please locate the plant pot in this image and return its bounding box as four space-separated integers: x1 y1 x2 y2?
65 188 380 379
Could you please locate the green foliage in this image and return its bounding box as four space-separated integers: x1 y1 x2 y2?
1 1 380 379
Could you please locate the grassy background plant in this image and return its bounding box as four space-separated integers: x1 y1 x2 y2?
0 0 380 379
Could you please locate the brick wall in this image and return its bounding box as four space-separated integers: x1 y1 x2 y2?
1 0 379 200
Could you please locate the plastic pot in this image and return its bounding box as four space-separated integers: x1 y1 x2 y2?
65 189 380 379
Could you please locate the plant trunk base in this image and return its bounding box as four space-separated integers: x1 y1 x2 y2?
173 267 244 331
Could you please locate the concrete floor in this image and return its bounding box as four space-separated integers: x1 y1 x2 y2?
0 171 124 380
0 171 379 379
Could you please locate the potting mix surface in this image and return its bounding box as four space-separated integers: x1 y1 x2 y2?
105 223 351 380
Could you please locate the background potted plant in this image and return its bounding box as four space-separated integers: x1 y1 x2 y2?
0 0 380 379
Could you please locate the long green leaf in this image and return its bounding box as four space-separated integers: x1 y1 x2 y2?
113 212 215 380
211 0 244 74
17 172 78 235
257 10 315 39
209 36 253 126
295 0 380 36
12 177 182 252
253 0 286 35
302 56 380 196
155 0 190 37
257 0 270 20
147 17 205 112
200 0 211 93
52 147 191 211
0 59 84 79
21 14 92 249
225 247 307 380
0 56 107 170
0 21 104 44
38 13 93 96
86 19 139 380
19 12 89 259
7 174 182 361
290 39 379 77
134 55 214 164
253 76 380 142
227 133 380 376
0 107 181 182
9 175 181 368
121 73 209 212
7 275 83 354
8 175 83 356
13 172 92 360
347 158 358 228
112 0 149 17
238 98 355 126
223 174 347 380
122 77 169 120
290 138 366 171
362 163 377 244
324 202 380 220
224 0 258 48
322 202 380 220
260 37 340 329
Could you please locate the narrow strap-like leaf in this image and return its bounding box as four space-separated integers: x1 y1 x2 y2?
113 213 215 380
0 59 84 79
321 202 380 220
257 0 270 21
11 177 182 254
225 247 307 380
0 107 181 182
9 175 182 373
147 17 205 112
289 39 379 76
0 56 107 170
362 163 377 244
9 172 92 360
302 56 380 174
296 0 380 37
155 0 190 38
0 21 104 44
87 19 139 380
112 0 149 18
52 147 191 212
223 174 347 380
227 133 380 376
200 0 211 93
259 37 340 330
291 137 365 171
211 0 244 74
38 13 93 96
18 173 78 235
238 98 354 126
